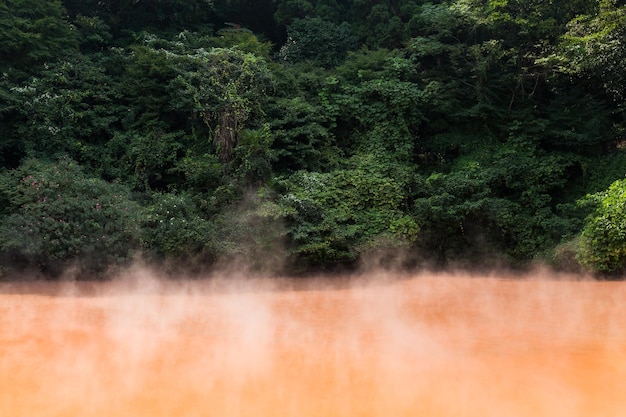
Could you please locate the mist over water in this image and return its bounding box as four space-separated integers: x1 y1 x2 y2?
2 267 626 416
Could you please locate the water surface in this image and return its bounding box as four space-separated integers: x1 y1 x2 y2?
1 269 625 416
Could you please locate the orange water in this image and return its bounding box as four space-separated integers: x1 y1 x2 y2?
1 270 626 416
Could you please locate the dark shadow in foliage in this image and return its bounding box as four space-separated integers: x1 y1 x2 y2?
279 17 357 68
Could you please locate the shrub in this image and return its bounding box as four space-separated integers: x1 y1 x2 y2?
577 178 626 274
0 157 141 274
140 192 216 260
275 158 418 268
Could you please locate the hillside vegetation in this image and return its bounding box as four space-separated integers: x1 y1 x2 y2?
2 0 626 276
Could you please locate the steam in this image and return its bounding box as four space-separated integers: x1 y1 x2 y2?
1 267 626 416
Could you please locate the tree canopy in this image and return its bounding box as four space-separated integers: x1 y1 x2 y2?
2 0 626 277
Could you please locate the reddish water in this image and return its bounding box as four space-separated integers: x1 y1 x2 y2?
1 269 626 416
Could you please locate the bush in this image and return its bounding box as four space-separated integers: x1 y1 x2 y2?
577 178 626 274
140 192 216 260
0 157 141 274
275 158 418 268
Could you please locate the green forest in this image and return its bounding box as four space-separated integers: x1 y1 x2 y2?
2 0 626 277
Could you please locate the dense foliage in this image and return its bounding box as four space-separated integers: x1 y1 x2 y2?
2 0 626 277
577 178 626 274
0 157 140 273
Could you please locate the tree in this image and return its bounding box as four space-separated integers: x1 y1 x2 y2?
0 0 77 73
577 178 626 274
274 0 314 26
63 0 217 35
168 45 274 161
556 1 626 100
74 15 113 52
347 0 422 48
267 62 338 173
327 48 434 169
7 52 129 168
